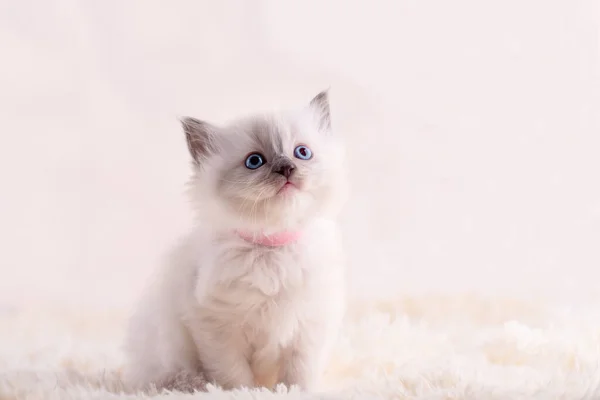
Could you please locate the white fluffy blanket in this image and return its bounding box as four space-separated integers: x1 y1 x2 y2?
2 296 600 399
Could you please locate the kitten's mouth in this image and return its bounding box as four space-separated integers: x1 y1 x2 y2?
277 181 296 195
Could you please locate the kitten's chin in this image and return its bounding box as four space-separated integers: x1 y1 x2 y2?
194 182 341 232
222 191 312 231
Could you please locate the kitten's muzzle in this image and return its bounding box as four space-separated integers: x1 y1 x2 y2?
272 159 296 179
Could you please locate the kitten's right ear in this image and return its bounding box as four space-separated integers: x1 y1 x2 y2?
180 117 218 163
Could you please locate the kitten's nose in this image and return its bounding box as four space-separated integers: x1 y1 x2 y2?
274 162 295 178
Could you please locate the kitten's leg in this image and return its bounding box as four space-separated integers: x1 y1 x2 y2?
250 344 280 388
191 328 255 389
279 342 319 390
280 317 342 391
199 344 254 389
279 330 329 391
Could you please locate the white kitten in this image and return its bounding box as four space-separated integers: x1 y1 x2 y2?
124 91 348 392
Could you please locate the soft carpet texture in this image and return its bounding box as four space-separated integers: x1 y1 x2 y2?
2 296 600 399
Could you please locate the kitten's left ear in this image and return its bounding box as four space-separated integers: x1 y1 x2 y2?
309 90 331 132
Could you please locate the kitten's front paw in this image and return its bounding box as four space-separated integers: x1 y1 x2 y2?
279 360 318 391
280 377 316 392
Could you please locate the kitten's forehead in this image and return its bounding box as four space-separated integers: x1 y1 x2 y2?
241 114 295 153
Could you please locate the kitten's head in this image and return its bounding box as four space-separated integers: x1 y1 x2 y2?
182 91 347 232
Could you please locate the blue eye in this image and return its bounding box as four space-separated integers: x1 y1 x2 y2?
245 153 265 169
294 145 313 160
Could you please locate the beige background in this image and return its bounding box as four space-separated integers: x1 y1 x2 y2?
1 0 599 309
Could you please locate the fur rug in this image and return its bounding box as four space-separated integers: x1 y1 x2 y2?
2 295 600 399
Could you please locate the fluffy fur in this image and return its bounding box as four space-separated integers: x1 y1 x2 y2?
123 92 348 392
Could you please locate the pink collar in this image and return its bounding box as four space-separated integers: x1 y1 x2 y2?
236 230 302 247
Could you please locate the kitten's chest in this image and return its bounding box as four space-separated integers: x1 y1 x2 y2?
216 245 307 298
193 245 311 343
192 224 342 321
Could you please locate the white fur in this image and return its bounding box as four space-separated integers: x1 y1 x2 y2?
124 93 347 392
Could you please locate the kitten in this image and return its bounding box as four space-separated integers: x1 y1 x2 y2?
124 91 347 392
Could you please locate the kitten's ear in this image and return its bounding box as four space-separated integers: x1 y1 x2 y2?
180 117 219 163
309 90 331 132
